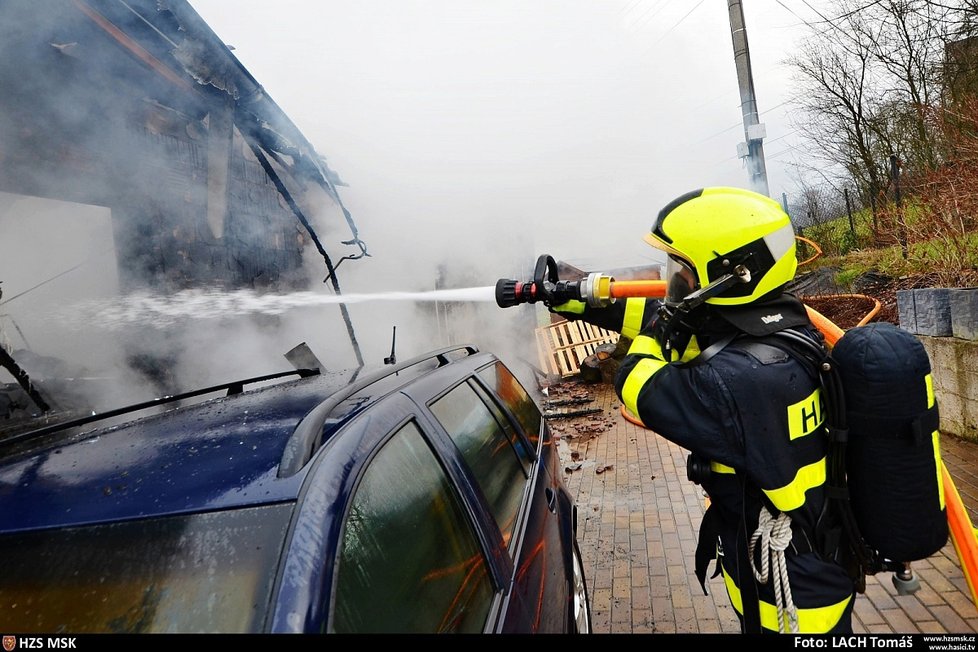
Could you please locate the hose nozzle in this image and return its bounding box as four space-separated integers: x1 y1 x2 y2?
495 278 539 308
495 254 664 310
494 255 616 309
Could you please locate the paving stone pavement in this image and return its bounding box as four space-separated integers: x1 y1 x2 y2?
550 380 978 635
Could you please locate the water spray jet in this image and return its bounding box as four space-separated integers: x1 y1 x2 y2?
68 286 499 329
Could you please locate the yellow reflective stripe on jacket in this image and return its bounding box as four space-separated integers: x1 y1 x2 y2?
621 332 706 416
552 300 585 315
621 357 667 417
628 334 660 357
626 333 703 362
621 299 647 340
680 335 702 362
722 566 852 633
710 461 736 474
761 457 826 513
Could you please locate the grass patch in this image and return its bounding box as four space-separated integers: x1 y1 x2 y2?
799 204 978 285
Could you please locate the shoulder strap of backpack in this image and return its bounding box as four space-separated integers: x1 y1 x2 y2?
768 328 879 587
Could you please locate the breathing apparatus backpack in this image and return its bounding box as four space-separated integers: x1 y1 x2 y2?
775 322 949 589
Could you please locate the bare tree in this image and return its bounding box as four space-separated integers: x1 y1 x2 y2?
787 0 964 234
787 9 889 226
861 0 953 170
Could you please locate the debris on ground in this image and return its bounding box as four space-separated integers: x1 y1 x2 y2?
544 382 613 441
544 383 593 401
543 397 595 409
544 407 603 420
550 412 614 443
544 380 619 488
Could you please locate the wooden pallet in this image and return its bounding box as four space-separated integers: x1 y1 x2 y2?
535 319 620 378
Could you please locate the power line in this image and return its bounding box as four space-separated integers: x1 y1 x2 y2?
630 0 672 32
697 121 744 145
646 0 707 48
762 99 794 115
664 0 707 35
798 0 836 23
689 89 740 113
617 0 644 17
626 3 659 30
774 0 837 36
709 133 803 168
695 99 795 144
766 130 800 145
776 0 811 25
767 142 807 160
625 0 670 32
798 0 886 26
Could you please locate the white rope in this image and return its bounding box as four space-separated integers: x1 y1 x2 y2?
749 506 799 633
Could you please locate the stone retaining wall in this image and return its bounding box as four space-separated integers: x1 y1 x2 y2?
919 336 978 442
898 288 978 442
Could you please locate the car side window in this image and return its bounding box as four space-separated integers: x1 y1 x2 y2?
477 362 542 449
332 421 494 633
430 381 527 547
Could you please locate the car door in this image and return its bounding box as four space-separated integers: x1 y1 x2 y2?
329 417 499 633
423 366 574 633
472 361 577 633
273 392 508 633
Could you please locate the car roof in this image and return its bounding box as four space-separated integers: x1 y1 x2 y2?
0 346 490 534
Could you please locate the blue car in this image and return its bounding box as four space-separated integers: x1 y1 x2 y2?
0 346 590 634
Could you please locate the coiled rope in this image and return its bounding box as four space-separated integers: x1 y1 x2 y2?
749 506 799 633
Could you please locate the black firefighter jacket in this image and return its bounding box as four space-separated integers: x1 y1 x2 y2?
614 295 855 633
556 294 856 633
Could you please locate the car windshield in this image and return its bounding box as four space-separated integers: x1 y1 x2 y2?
0 503 293 633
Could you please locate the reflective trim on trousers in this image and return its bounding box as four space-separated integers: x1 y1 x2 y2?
722 565 853 633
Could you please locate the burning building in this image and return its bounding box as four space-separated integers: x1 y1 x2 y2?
0 0 366 290
0 0 367 424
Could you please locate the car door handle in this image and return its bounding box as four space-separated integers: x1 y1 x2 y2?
545 487 557 513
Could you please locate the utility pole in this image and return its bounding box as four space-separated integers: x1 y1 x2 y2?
727 0 769 197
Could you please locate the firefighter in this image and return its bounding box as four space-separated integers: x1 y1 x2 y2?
556 187 855 633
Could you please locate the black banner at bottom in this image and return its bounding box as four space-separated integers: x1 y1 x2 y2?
0 633 976 649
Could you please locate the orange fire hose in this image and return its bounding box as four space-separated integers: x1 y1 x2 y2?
607 279 668 299
796 235 823 267
944 463 978 608
840 294 882 327
607 281 978 607
605 279 852 346
805 304 845 347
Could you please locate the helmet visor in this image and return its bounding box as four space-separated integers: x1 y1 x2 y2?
664 255 698 306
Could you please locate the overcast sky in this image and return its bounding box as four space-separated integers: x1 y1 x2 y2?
189 0 821 275
0 1 842 398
